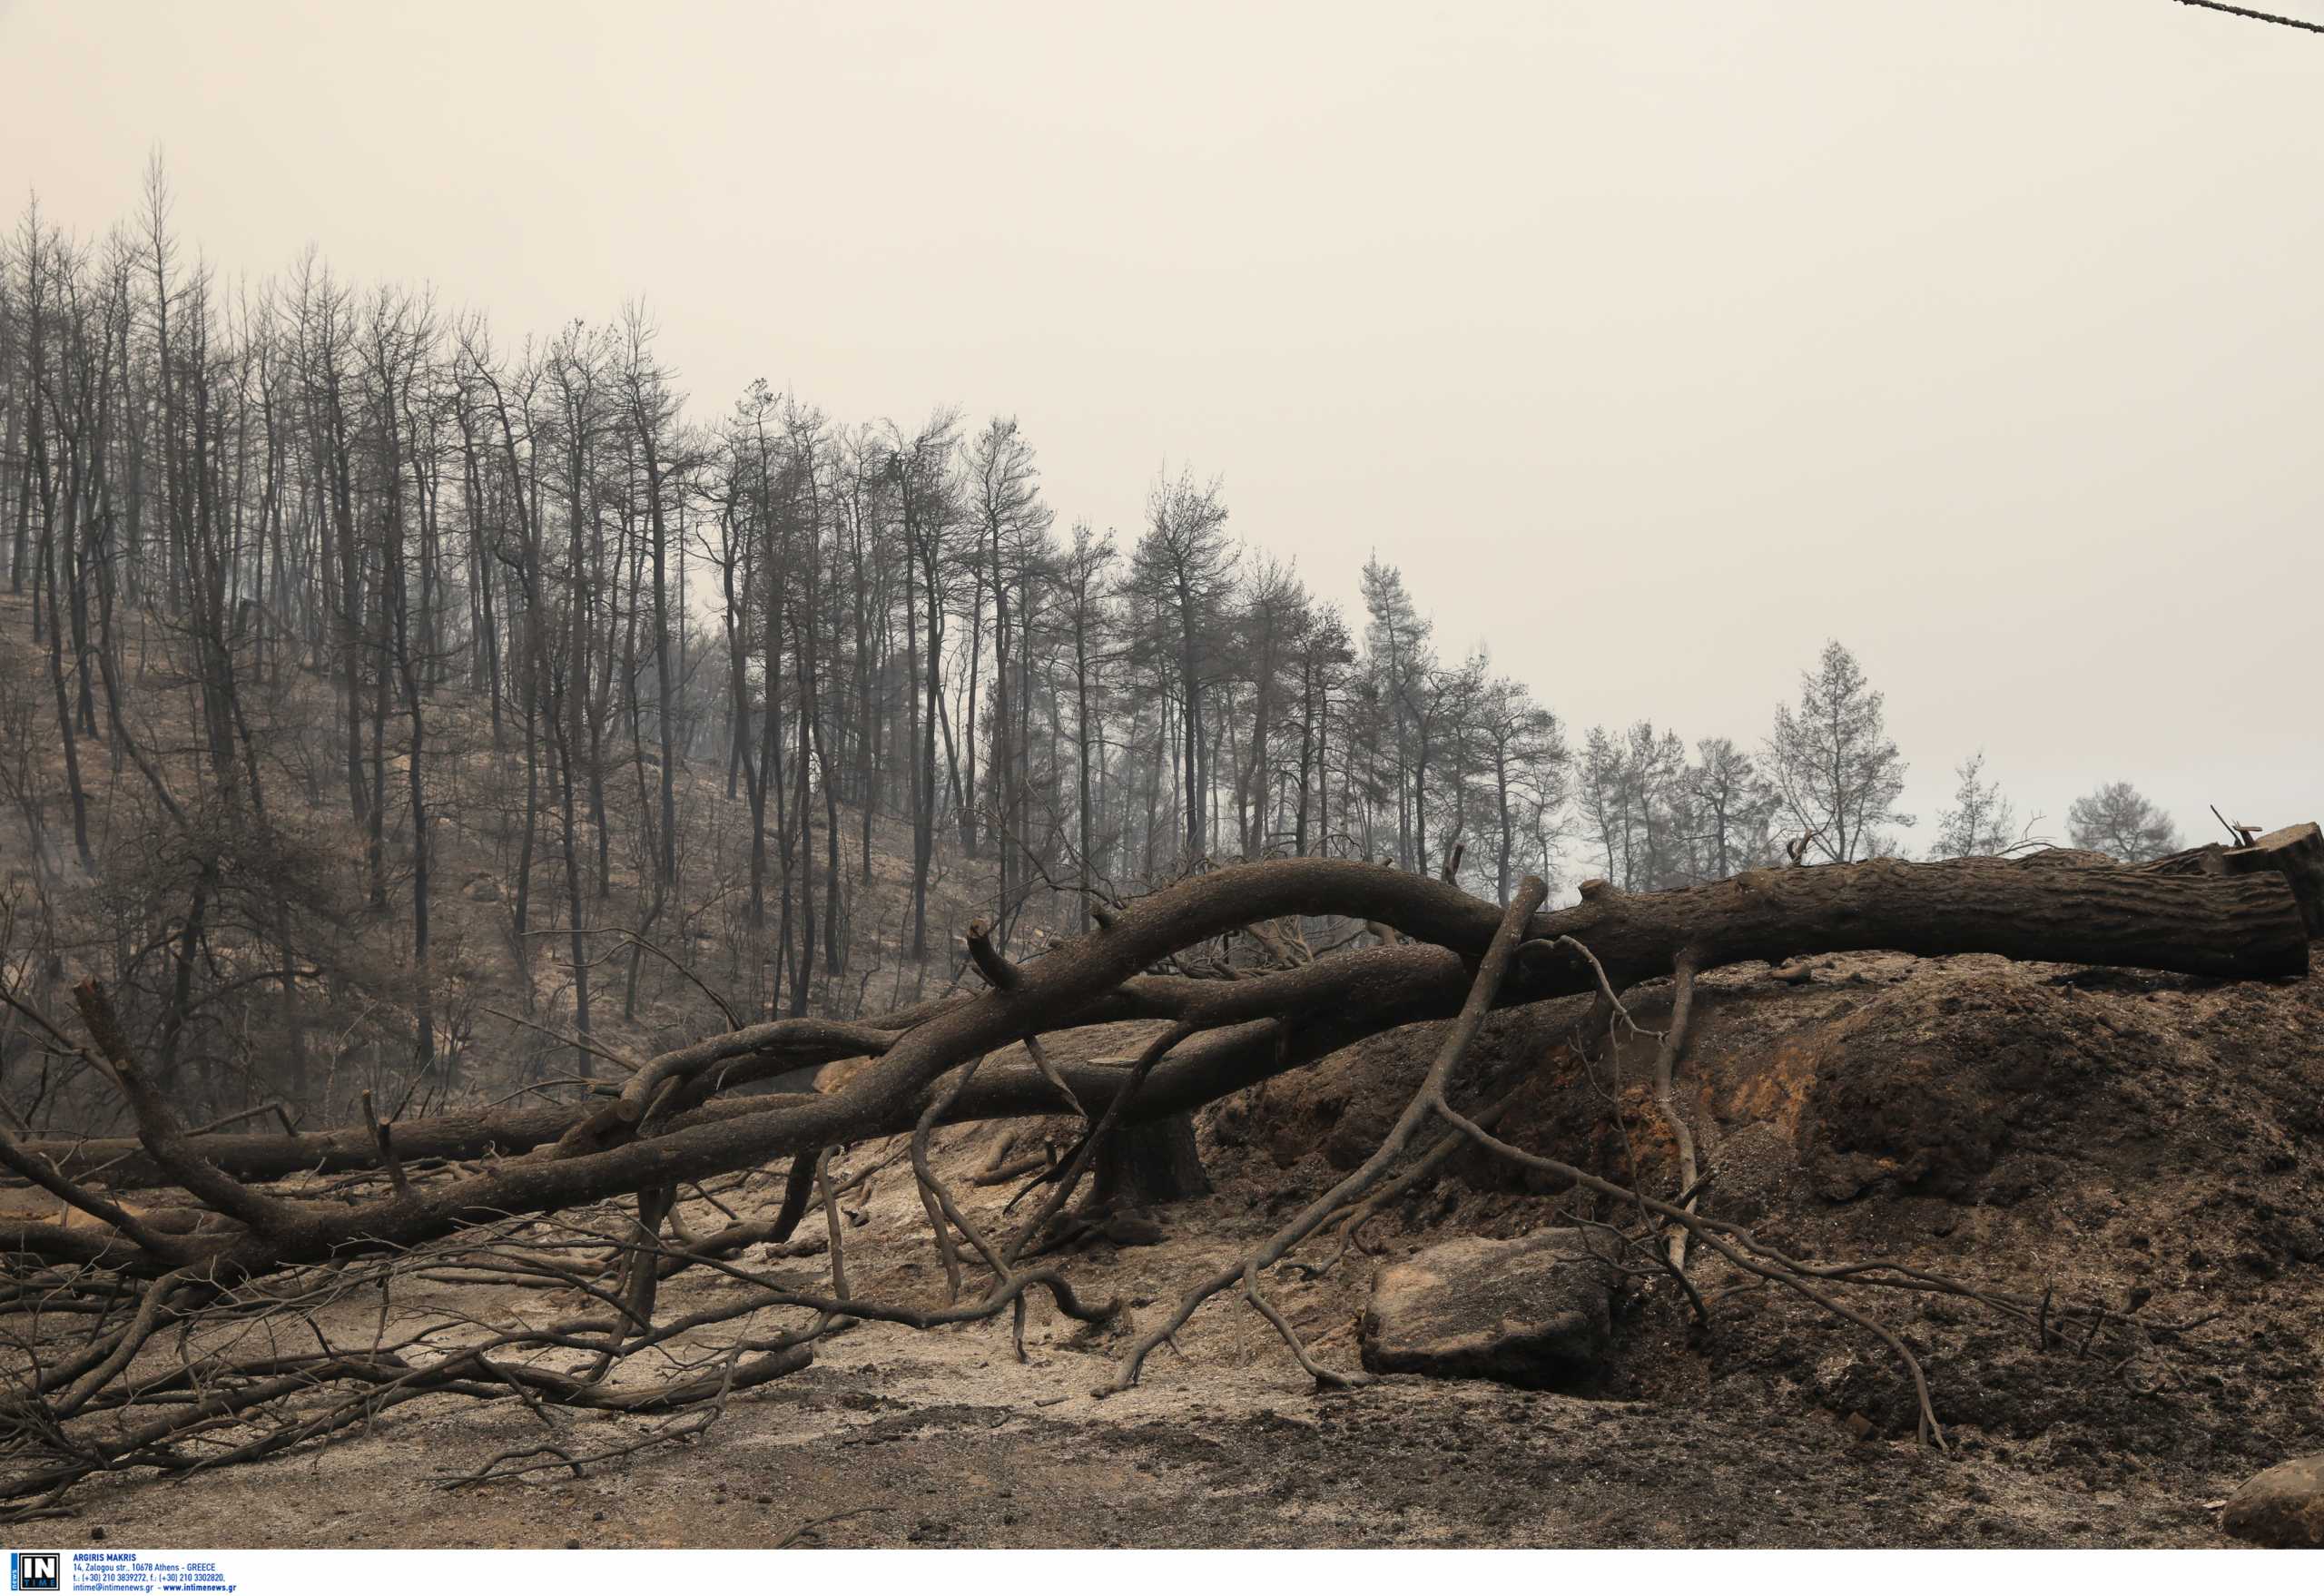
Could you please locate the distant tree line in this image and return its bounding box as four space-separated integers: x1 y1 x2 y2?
0 172 2195 1123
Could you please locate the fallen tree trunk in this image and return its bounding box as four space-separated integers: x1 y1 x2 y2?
1559 850 2305 983
5 852 2302 1268
2140 821 2324 938
10 852 2306 1203
15 1098 587 1187
12 1016 954 1186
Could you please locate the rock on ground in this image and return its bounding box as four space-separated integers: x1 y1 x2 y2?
1361 1227 1612 1389
2222 1454 2324 1548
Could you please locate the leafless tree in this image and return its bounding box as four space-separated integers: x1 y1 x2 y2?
2067 779 2182 862
1767 640 1913 863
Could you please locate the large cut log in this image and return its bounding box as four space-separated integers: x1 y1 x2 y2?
10 852 2307 1213
2140 822 2324 938
1536 850 2305 987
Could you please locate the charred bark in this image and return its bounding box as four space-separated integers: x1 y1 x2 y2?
1089 1112 1213 1209
2139 822 2324 939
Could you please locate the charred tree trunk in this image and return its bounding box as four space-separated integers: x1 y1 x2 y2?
15 852 2305 1208
2137 822 2324 939
1089 1111 1213 1209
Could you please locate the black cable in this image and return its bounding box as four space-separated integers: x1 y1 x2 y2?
2173 0 2324 34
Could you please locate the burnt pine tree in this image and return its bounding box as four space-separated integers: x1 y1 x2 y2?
1767 640 1913 863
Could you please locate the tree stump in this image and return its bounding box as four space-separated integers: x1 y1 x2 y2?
1090 1109 1213 1208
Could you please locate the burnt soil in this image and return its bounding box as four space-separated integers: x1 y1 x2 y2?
26 951 2324 1548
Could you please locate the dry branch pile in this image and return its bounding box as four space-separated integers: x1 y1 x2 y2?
0 849 2311 1517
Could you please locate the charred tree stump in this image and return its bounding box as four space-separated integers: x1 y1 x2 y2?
1089 1109 1213 1209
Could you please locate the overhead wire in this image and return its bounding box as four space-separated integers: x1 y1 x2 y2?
2172 0 2324 35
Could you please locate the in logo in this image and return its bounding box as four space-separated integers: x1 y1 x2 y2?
9 1554 59 1593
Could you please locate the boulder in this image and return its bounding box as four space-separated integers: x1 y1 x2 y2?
1360 1227 1613 1389
2221 1453 2324 1548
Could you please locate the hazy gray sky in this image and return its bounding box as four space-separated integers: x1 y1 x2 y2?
4 0 2318 852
